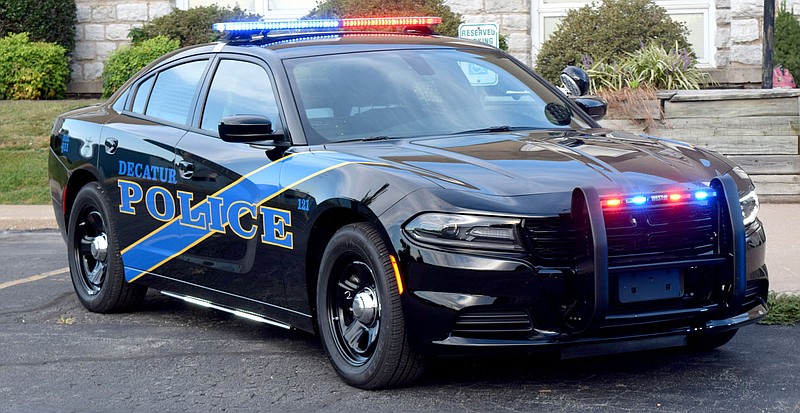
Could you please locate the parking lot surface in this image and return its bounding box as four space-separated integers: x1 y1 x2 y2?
1 231 799 413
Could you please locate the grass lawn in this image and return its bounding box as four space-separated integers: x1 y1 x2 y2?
0 99 100 204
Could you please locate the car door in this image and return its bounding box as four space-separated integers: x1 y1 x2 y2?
99 57 211 283
169 56 293 311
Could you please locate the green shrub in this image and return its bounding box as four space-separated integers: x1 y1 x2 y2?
0 0 76 53
307 0 463 38
775 1 800 82
129 5 261 47
760 292 800 326
535 0 691 83
0 33 69 100
102 36 181 98
585 42 710 92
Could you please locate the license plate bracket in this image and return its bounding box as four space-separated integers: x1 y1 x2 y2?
618 268 682 303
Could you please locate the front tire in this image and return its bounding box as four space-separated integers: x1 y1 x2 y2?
67 182 146 313
316 223 425 389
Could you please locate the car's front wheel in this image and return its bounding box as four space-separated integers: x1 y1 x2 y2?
316 223 425 389
67 182 146 313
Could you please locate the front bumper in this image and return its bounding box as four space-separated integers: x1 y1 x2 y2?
396 176 769 356
428 302 767 356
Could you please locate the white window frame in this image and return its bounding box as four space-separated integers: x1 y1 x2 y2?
176 0 315 19
531 0 716 67
254 0 316 18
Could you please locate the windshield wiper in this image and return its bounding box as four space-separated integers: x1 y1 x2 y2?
451 125 517 135
336 135 391 143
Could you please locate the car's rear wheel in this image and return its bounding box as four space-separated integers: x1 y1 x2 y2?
688 329 738 351
67 182 146 313
316 223 425 389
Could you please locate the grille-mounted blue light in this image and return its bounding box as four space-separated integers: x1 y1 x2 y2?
694 190 710 200
629 196 648 205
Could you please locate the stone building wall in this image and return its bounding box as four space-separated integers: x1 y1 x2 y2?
710 0 800 84
69 0 787 94
445 0 787 87
445 0 533 67
70 0 174 94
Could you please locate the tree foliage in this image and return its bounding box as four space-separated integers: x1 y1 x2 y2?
0 0 76 53
129 5 261 47
535 0 691 83
307 0 462 38
775 1 800 81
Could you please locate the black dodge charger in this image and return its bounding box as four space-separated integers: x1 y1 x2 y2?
49 17 768 389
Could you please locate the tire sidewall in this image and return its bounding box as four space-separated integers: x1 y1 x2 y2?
316 223 401 387
67 182 124 312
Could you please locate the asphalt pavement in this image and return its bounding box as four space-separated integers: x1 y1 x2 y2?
1 202 797 293
0 231 799 412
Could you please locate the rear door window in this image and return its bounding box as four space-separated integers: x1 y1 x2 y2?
145 60 208 125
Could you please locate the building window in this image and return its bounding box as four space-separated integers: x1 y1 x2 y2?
176 0 316 19
532 0 715 67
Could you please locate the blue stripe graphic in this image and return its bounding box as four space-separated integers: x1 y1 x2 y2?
122 151 371 282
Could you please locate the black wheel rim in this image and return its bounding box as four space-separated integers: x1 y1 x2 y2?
72 206 108 295
327 256 381 366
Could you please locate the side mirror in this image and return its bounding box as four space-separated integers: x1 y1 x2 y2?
574 97 607 121
218 114 288 145
560 66 590 96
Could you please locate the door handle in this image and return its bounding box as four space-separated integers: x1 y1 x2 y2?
104 138 118 155
178 160 194 179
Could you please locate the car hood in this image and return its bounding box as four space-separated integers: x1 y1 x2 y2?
326 129 734 197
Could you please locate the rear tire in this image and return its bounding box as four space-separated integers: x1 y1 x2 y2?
688 329 738 351
316 223 425 389
67 182 146 313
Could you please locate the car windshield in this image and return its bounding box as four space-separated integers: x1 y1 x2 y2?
284 48 591 144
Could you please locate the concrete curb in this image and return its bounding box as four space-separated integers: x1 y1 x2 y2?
0 205 57 231
1 203 797 293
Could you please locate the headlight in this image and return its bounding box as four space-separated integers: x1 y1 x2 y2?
740 189 759 226
731 166 759 226
732 166 751 181
404 213 523 252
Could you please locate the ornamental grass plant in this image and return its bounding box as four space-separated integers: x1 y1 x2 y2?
582 42 712 126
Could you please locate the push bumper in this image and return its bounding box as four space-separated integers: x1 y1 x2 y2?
397 175 769 356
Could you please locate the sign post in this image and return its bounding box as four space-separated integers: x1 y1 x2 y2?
458 23 499 48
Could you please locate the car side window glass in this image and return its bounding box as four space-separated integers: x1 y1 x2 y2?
145 60 207 124
131 76 155 114
111 87 130 112
200 59 282 133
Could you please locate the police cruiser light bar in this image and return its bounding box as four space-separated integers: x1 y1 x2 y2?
212 16 442 33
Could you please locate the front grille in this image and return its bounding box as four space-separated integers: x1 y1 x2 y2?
452 309 533 339
514 195 735 332
522 215 589 267
604 202 718 267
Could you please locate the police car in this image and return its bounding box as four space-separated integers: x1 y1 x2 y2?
49 17 768 389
